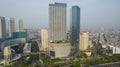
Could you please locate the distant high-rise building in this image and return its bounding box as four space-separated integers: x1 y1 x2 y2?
71 6 80 46
41 29 49 51
8 18 15 37
79 31 89 51
24 29 29 42
0 17 6 39
99 33 106 45
49 2 67 41
18 19 24 32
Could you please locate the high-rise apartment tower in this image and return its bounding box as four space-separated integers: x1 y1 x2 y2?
41 29 49 51
0 17 6 39
18 19 24 32
49 3 67 41
8 18 15 37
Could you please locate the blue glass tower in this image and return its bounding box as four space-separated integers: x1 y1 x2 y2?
71 6 80 46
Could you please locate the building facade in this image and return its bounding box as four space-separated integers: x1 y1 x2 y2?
3 46 11 61
8 18 15 37
0 17 6 39
50 43 71 58
71 6 80 46
109 45 120 54
79 31 89 51
12 32 27 39
49 3 67 41
18 19 24 32
12 32 27 42
23 43 31 54
41 29 49 51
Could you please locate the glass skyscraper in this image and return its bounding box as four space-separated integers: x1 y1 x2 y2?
71 6 80 46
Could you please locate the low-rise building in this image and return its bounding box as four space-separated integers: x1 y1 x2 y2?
49 42 71 58
109 45 120 54
85 51 92 57
23 43 31 54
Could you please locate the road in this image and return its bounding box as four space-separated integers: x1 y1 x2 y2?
90 62 120 67
31 57 34 67
37 39 44 67
31 40 44 67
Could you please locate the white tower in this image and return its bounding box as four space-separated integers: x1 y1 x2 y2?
49 3 67 41
8 18 15 37
79 31 89 51
41 29 49 51
18 19 24 32
0 17 6 39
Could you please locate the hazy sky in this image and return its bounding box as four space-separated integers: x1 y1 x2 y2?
0 0 120 30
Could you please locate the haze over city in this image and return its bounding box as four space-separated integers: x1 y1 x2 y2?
0 0 120 30
1 0 120 67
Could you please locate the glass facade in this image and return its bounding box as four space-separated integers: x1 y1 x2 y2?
12 32 27 39
50 51 55 57
71 6 80 46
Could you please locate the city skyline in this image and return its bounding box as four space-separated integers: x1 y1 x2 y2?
0 0 120 30
0 1 120 66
